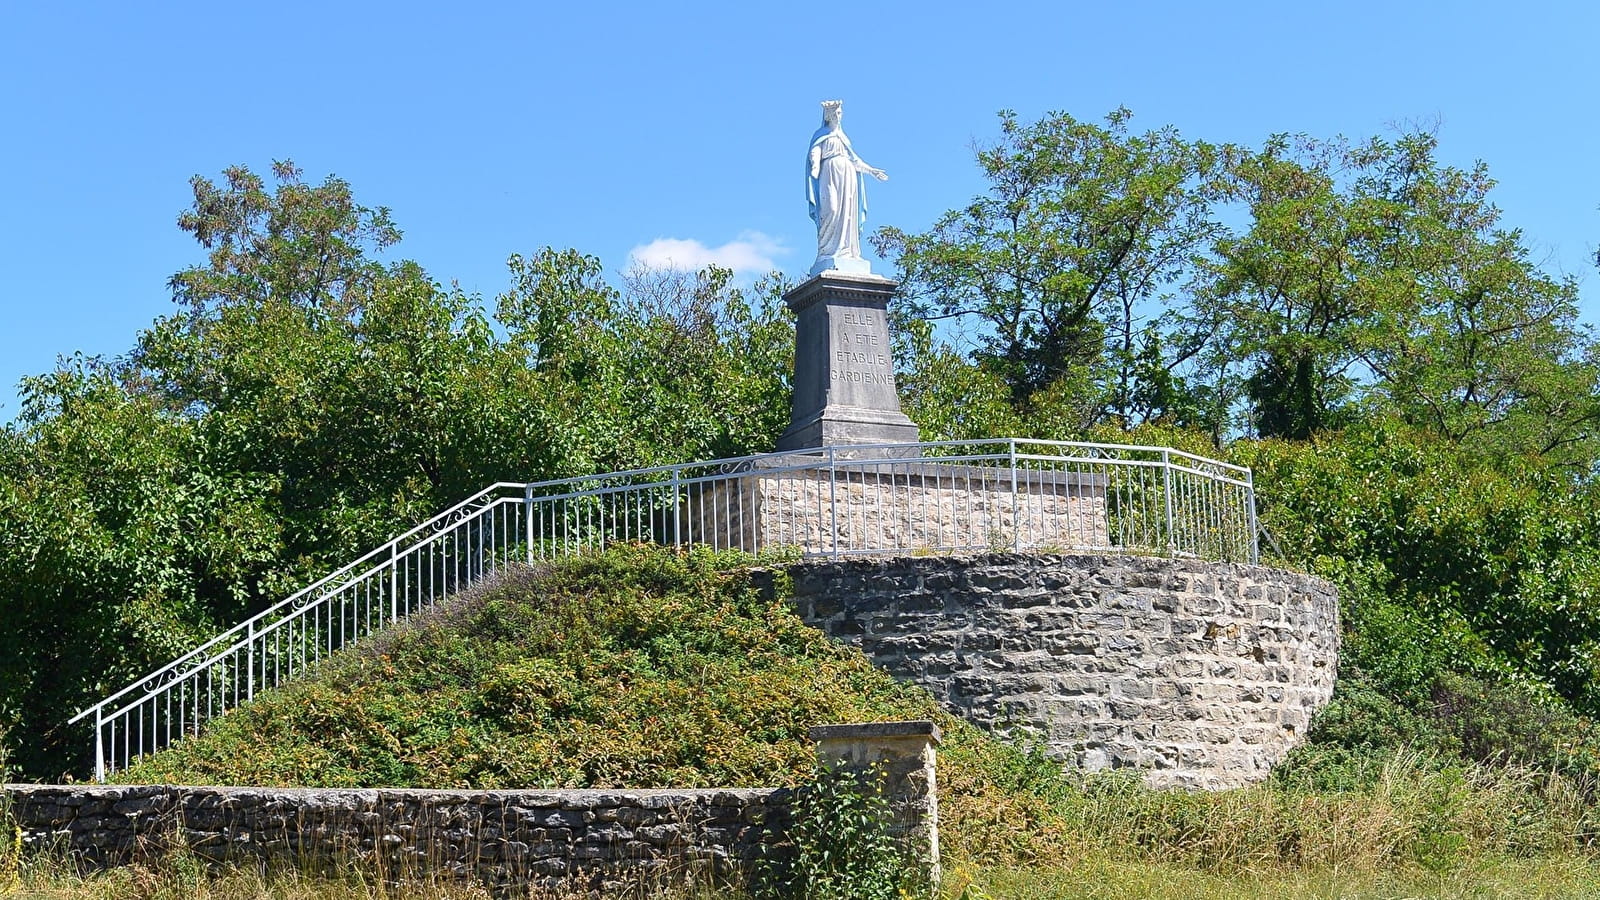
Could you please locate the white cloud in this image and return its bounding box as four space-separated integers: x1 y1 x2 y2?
627 230 787 275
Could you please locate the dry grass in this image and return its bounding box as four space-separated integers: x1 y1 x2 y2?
937 742 1600 879
1 851 740 899
944 852 1600 899
8 853 1600 900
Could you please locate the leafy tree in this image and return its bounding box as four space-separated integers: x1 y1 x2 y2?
1238 424 1600 716
168 160 401 318
875 108 1221 426
1350 136 1600 463
0 359 281 777
0 163 796 779
1195 132 1600 452
891 317 1022 441
1191 137 1375 439
611 264 794 462
494 251 793 475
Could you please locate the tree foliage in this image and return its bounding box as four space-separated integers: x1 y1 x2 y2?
883 110 1600 759
1239 425 1600 715
875 108 1222 428
0 361 282 776
884 114 1599 459
1192 133 1599 452
0 163 792 779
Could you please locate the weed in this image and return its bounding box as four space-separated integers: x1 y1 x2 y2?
0 738 17 895
761 760 924 900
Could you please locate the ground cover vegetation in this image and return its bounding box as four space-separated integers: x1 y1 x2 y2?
3 108 1600 893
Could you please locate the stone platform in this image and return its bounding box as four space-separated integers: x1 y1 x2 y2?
683 459 1110 556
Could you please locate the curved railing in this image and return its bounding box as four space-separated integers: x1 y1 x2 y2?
71 438 1256 780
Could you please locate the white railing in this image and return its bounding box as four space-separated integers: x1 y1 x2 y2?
70 438 1255 780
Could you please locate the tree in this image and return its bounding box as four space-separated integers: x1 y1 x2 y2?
1350 136 1600 463
135 163 510 574
875 108 1222 426
1194 132 1600 455
0 359 282 777
167 160 400 319
1239 423 1600 717
493 251 794 475
1192 137 1372 439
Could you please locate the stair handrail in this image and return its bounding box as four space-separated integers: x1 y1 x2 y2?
68 480 524 726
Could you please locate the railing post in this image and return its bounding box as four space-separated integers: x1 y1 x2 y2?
828 446 839 559
524 484 535 563
94 708 105 783
1162 449 1176 557
672 469 682 548
247 620 255 701
390 543 400 622
1246 468 1259 565
1010 439 1021 553
475 506 486 579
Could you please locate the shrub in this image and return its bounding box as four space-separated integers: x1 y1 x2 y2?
763 761 925 900
1428 672 1600 778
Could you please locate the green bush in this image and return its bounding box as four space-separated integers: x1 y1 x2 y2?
1237 424 1600 737
118 544 944 789
1427 672 1600 778
763 761 924 900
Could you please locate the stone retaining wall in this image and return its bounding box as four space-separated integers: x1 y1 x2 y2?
1 784 790 894
776 554 1339 789
2 724 945 894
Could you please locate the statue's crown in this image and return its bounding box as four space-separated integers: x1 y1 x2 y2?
820 99 843 111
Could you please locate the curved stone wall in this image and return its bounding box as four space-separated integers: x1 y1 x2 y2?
781 554 1339 789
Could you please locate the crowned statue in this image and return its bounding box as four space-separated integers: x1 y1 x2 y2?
807 100 889 276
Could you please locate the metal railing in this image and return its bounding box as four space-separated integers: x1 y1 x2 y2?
70 438 1255 780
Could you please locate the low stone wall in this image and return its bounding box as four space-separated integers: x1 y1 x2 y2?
776 554 1339 789
2 784 789 894
687 463 1109 555
2 723 945 893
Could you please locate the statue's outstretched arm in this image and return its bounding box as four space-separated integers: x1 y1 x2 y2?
851 150 889 182
859 160 889 182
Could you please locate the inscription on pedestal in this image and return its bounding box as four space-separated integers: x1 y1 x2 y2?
777 273 919 452
831 309 894 387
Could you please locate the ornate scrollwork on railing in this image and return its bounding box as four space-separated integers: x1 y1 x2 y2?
124 662 199 704
409 491 504 545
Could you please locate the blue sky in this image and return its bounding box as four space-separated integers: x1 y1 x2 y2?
3 1 1597 422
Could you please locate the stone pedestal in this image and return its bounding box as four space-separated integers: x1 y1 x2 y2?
777 272 919 452
809 720 942 886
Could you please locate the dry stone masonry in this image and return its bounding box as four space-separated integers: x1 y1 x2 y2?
2 785 790 894
2 724 945 894
6 553 1337 891
810 720 941 883
776 554 1339 789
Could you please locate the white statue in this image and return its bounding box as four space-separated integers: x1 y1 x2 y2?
807 100 888 276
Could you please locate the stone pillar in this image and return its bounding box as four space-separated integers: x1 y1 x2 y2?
808 720 941 886
777 273 919 452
